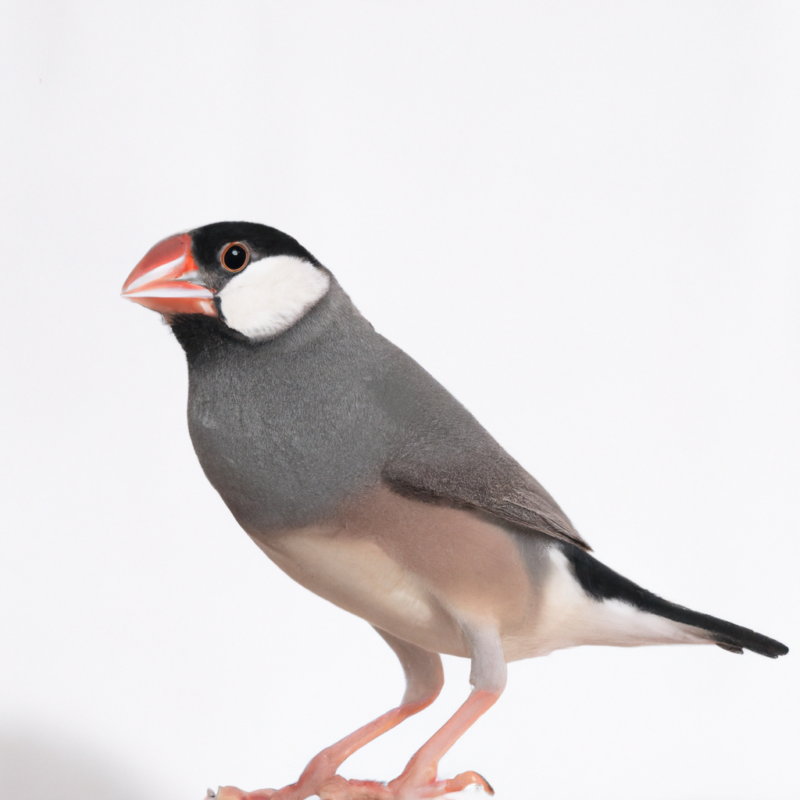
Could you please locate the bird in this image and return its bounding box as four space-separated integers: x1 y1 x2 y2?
122 221 788 800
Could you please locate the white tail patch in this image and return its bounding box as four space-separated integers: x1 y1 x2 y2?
217 255 330 340
528 549 708 655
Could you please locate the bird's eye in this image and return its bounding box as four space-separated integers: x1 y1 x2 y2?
221 242 250 272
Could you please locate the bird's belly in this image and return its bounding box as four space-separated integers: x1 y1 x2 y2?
249 485 543 659
252 525 466 656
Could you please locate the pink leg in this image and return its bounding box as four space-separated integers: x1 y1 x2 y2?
387 689 500 799
307 688 502 800
215 629 444 800
281 691 440 800
315 624 508 800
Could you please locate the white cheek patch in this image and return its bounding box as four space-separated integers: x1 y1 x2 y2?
217 255 331 340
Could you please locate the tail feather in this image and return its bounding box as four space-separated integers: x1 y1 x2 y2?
560 544 789 659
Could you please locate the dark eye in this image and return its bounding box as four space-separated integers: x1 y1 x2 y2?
221 242 250 272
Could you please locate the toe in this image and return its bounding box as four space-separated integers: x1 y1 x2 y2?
317 775 392 800
391 768 493 799
442 771 493 796
212 787 278 800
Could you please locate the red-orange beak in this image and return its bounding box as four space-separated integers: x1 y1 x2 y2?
121 233 217 317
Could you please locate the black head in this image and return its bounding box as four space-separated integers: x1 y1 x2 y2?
122 221 332 342
188 221 322 294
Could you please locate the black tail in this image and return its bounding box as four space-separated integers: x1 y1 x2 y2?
560 544 789 658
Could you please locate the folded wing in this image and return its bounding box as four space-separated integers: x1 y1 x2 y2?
372 339 591 551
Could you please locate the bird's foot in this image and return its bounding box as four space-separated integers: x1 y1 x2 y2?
438 771 494 798
315 770 493 800
209 787 279 800
207 769 492 800
207 779 387 800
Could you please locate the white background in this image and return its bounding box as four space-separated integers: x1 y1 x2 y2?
1 3 798 799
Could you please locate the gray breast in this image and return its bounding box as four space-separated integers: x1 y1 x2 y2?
185 283 394 534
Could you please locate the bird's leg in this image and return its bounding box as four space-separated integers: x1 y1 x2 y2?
386 624 506 800
293 629 444 799
382 689 499 799
216 628 444 800
309 625 505 800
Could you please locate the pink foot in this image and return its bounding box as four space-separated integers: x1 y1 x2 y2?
391 769 493 799
209 769 492 800
208 779 390 800
441 771 494 796
210 787 278 800
316 770 492 800
317 776 392 799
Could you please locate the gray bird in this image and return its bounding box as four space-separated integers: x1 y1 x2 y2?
122 222 788 800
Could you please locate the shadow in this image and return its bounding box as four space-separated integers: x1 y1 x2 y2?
0 728 148 800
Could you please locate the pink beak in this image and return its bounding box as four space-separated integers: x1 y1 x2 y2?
121 233 217 317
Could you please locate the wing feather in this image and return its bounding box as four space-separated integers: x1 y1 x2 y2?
373 339 591 551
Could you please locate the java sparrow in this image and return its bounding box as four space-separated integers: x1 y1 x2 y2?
122 221 788 800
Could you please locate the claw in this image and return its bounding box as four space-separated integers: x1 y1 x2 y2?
442 771 493 796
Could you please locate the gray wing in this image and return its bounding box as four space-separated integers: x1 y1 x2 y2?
372 339 591 551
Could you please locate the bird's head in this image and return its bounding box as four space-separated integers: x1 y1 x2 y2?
121 222 331 341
